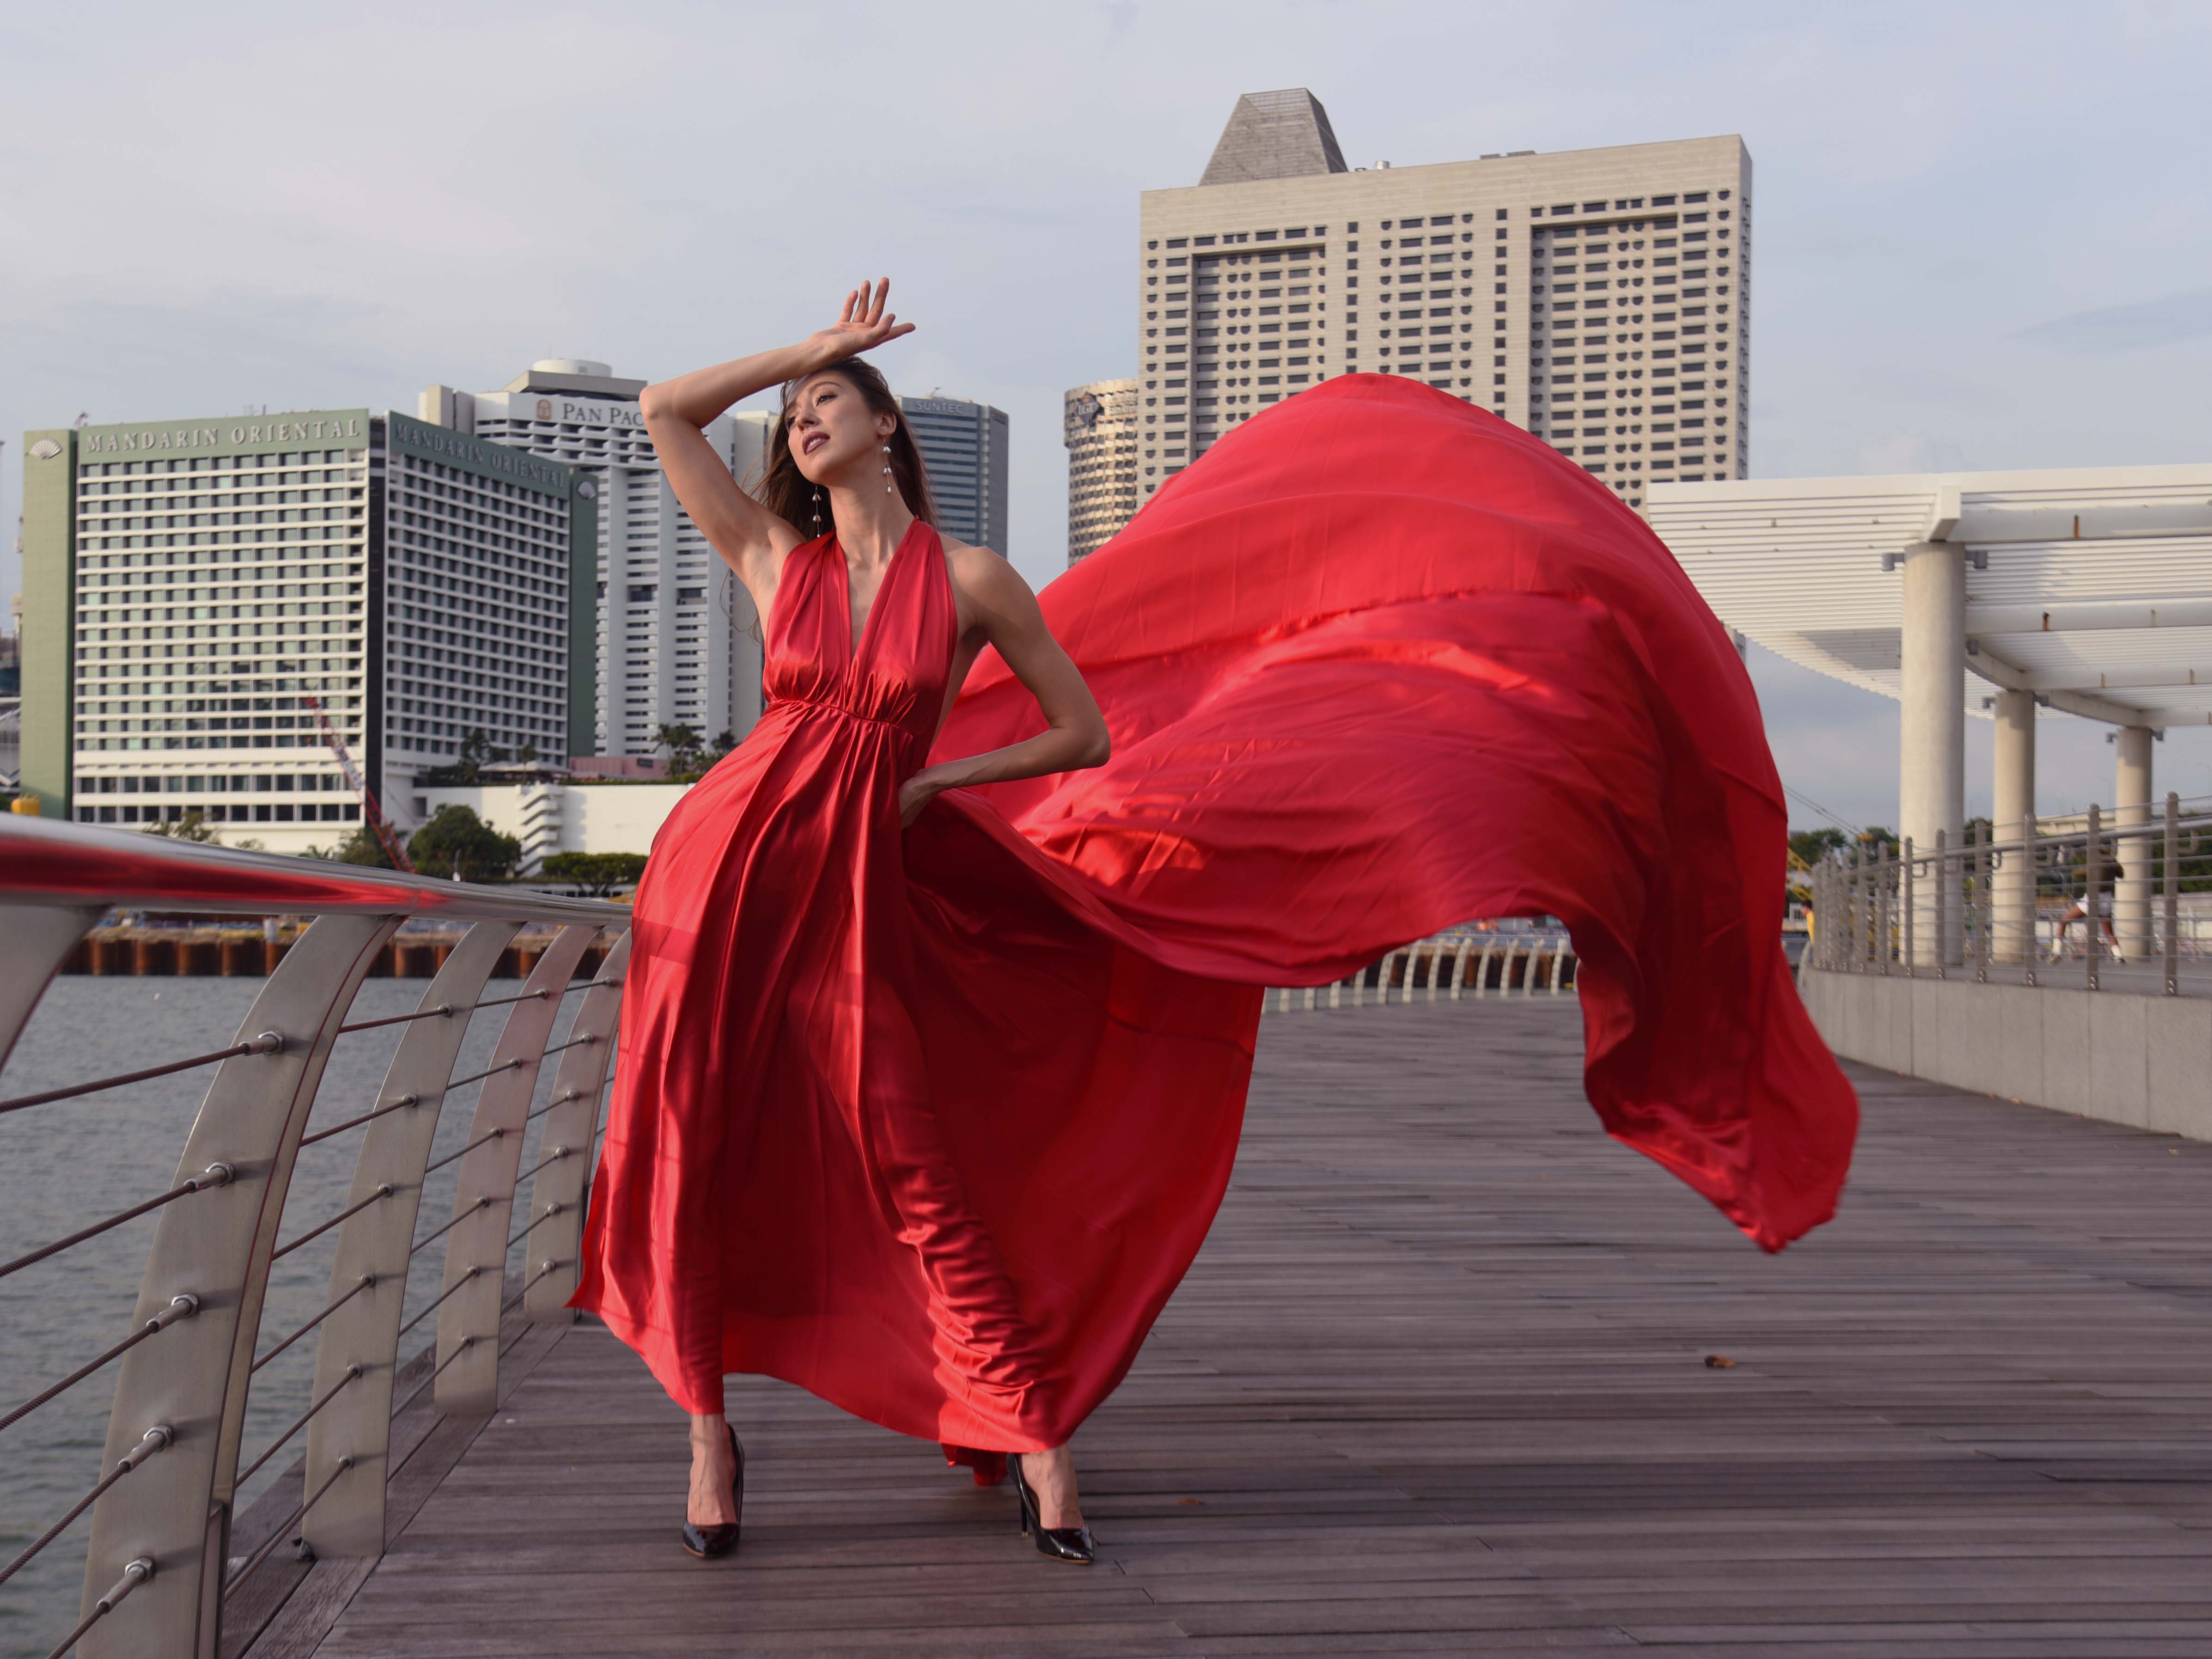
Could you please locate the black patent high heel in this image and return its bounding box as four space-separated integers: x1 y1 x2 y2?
681 1424 744 1560
1009 1452 1095 1566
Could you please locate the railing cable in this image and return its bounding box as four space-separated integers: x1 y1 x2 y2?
0 1164 234 1282
390 1336 473 1419
223 1454 353 1592
505 1202 567 1253
501 1258 567 1314
235 1366 360 1488
512 1146 570 1188
0 1424 172 1589
0 1296 197 1439
396 1267 481 1340
299 1092 419 1148
251 1276 375 1374
425 1126 504 1177
408 1195 490 1259
270 1185 392 1263
39 1555 154 1659
0 1032 282 1116
335 1002 456 1035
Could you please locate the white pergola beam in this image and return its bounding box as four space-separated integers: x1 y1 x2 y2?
1966 598 2212 635
1963 649 2192 727
1948 502 2212 544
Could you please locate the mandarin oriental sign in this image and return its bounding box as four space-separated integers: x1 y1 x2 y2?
386 411 574 497
79 414 366 455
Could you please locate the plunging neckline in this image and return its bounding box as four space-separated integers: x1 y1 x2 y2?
835 518 921 666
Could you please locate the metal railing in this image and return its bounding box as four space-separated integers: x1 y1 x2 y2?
0 815 631 1659
1263 929 1578 1013
1804 791 2212 997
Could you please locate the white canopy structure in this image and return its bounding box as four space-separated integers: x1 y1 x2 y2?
1647 464 2212 963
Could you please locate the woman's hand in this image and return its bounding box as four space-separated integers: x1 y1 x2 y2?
897 768 952 828
805 279 916 363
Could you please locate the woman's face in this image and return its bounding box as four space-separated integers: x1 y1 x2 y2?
785 373 894 487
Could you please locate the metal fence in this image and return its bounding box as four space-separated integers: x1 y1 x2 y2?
1263 931 1578 1012
0 815 631 1659
1806 790 2212 997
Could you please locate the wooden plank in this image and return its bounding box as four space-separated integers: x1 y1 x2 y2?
292 1001 2212 1653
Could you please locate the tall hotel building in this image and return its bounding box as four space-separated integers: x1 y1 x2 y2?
16 409 590 850
1139 89 1751 512
898 395 1010 552
1063 379 1140 564
425 360 771 756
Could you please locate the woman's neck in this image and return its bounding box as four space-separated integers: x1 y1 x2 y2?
825 482 916 568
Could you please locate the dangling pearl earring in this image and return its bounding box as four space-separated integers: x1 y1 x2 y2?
812 486 823 531
882 443 895 497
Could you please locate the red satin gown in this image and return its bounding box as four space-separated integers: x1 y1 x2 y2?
573 375 1859 1454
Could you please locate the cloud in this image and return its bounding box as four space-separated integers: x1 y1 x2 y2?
2013 288 2212 354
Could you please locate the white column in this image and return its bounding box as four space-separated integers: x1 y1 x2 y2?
2115 725 2154 961
1899 542 1966 965
1992 689 2036 964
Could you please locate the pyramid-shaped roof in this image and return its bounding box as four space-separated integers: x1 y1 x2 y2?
1199 89 1349 187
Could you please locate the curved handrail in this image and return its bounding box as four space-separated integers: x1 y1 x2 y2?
0 817 634 1659
0 815 628 925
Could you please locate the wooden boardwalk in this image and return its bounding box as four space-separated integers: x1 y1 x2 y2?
256 1001 2212 1657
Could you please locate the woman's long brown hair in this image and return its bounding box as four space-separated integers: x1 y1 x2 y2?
749 356 938 538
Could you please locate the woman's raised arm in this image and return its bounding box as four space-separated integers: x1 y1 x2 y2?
640 281 916 608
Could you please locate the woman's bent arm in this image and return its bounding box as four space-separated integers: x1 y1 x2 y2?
641 282 915 608
899 549 1109 825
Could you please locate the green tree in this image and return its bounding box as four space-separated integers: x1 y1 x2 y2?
1787 827 1848 868
539 851 649 895
407 805 521 881
302 824 403 867
142 809 221 843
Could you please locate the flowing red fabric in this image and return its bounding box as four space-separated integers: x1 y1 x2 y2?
573 374 1857 1452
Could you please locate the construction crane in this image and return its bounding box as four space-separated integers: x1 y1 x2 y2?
303 694 415 873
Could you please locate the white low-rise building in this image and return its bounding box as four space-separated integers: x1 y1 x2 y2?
414 780 690 871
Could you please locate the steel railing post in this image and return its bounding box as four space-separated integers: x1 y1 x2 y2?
524 931 632 1320
0 905 105 1073
77 912 397 1659
2087 805 2102 993
2165 792 2181 997
1933 830 1947 980
1902 839 1914 978
300 920 520 1561
431 925 598 1417
2024 822 2041 988
1975 824 1992 984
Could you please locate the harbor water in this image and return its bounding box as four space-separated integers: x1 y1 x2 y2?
0 975 585 1659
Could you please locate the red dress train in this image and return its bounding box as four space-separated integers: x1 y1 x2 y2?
572 375 1859 1452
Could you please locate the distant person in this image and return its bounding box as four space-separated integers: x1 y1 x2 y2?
569 280 1861 1574
2053 885 2123 961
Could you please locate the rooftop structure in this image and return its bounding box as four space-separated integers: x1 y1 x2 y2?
1138 90 1749 511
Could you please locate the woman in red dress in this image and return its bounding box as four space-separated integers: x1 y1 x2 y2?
574 281 1860 1568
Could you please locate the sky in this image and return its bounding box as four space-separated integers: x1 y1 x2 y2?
5 0 2211 831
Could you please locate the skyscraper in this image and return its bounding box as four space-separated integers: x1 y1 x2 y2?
1140 89 1751 512
425 360 771 758
1063 379 1140 564
16 409 589 848
898 395 1009 553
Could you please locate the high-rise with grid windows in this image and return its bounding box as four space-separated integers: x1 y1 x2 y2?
427 360 770 759
1138 89 1751 513
1063 379 1140 564
897 395 1009 554
15 408 591 848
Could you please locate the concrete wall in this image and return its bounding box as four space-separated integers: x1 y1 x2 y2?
1800 966 2211 1141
